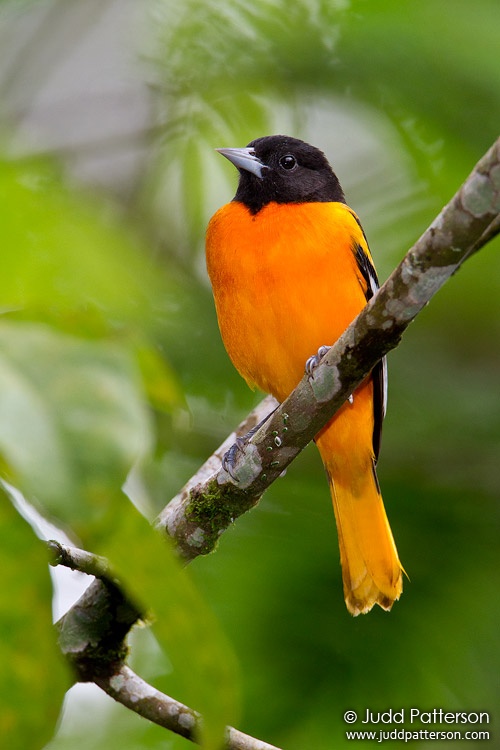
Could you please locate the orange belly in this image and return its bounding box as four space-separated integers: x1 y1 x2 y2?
206 200 369 400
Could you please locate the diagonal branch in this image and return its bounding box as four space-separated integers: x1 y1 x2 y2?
156 136 500 561
95 664 283 750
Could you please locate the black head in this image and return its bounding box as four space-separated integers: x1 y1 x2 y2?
217 135 345 214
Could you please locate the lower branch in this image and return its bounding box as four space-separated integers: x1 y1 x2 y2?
95 664 283 750
57 577 142 682
52 534 283 749
95 665 199 742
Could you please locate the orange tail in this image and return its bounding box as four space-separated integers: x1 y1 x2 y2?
316 406 403 616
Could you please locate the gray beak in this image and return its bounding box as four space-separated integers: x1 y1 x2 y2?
216 147 266 179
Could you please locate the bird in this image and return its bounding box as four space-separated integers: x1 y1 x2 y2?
205 134 403 615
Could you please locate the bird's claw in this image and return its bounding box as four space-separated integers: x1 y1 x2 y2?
222 437 246 481
221 406 279 480
305 344 354 404
305 345 331 377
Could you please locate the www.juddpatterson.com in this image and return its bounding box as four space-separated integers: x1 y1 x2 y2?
342 709 491 743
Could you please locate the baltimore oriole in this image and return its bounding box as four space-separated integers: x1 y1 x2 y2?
206 135 403 615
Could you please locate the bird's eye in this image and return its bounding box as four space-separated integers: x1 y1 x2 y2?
279 154 297 171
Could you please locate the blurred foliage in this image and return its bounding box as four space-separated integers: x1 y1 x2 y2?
0 0 499 749
0 489 70 749
0 154 239 748
0 322 151 538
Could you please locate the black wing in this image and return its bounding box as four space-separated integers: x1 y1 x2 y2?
354 243 387 463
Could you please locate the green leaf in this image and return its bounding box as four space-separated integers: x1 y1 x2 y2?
102 502 240 750
0 490 70 749
0 321 152 541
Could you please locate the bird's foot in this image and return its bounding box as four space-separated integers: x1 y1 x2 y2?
305 345 331 377
222 407 278 480
305 344 354 403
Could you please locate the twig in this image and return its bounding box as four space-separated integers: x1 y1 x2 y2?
48 539 114 580
95 664 283 750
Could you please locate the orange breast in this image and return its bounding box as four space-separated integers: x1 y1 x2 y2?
206 200 370 402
